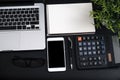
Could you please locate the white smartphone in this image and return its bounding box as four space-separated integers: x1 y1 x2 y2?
47 37 66 72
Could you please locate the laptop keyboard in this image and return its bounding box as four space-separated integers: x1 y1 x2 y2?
0 8 40 30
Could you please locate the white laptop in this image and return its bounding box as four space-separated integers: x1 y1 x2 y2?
0 2 46 51
46 3 95 35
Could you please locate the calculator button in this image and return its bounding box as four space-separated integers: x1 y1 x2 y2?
89 62 93 66
83 62 88 66
78 42 82 46
96 41 100 45
93 51 97 55
97 46 100 50
88 51 92 55
91 36 95 40
78 36 82 42
93 57 97 61
79 47 82 51
83 37 86 40
98 56 102 60
102 50 105 54
92 42 96 45
88 47 92 50
97 50 101 54
83 42 87 46
81 62 88 66
84 51 87 55
88 57 92 61
80 57 87 61
87 36 90 40
94 61 97 65
79 52 83 56
83 47 87 50
98 61 102 65
87 42 91 46
92 46 96 50
95 36 99 39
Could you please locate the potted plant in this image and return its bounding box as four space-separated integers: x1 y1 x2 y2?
90 0 120 37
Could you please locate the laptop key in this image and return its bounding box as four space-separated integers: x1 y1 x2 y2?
23 26 26 29
25 10 28 14
35 25 39 29
0 23 3 25
0 12 3 14
30 21 39 25
0 26 16 30
9 22 12 25
17 26 22 29
11 26 16 29
4 22 8 25
8 11 11 14
0 7 40 30
36 14 39 18
23 14 26 17
26 22 29 25
17 22 21 25
28 18 31 21
27 27 31 29
4 11 7 14
31 25 35 29
11 19 14 21
27 14 30 17
18 15 22 17
22 22 25 25
1 15 5 18
13 22 17 25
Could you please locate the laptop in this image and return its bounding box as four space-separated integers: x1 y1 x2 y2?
0 0 46 51
46 3 95 35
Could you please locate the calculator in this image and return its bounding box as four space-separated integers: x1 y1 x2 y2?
75 35 113 69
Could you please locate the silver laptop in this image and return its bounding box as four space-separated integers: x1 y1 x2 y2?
0 3 46 51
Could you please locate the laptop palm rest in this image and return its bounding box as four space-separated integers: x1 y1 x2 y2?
0 31 20 51
20 31 45 50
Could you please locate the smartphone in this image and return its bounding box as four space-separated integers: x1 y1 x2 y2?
47 37 66 72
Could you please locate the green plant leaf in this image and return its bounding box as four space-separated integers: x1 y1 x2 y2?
91 0 120 38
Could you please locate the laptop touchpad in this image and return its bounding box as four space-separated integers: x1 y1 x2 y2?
0 31 21 51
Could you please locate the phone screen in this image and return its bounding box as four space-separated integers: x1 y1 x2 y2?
48 41 65 68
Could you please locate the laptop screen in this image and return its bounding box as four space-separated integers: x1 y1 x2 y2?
0 0 44 4
0 0 33 1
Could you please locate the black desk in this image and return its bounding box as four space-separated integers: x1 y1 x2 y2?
0 0 120 80
0 48 120 80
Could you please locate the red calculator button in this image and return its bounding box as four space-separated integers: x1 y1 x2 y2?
78 37 82 42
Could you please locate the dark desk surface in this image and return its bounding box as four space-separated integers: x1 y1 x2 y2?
0 49 120 80
0 0 120 80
